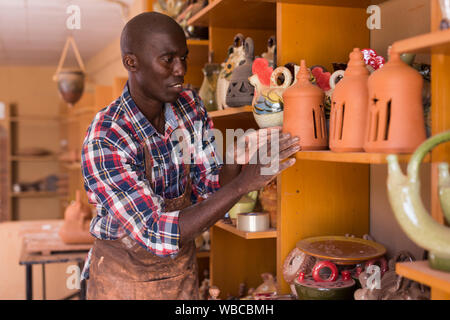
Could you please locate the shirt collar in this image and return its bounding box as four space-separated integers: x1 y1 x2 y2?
120 82 179 143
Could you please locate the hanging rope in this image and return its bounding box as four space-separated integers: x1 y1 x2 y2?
53 36 86 81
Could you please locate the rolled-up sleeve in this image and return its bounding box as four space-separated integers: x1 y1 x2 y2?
82 138 180 257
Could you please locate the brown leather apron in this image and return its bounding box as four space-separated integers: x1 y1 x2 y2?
86 144 198 300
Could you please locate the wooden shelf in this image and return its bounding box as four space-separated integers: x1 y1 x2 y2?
10 155 59 162
396 261 450 298
196 250 210 258
246 0 387 8
187 39 209 46
9 115 60 123
295 150 431 164
209 105 253 118
215 220 277 239
10 191 60 198
60 161 82 170
392 29 450 54
188 0 276 30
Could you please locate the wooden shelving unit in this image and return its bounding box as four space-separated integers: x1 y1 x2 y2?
392 28 450 54
295 151 431 164
10 155 59 162
10 191 60 198
209 105 252 119
396 261 450 299
215 220 277 239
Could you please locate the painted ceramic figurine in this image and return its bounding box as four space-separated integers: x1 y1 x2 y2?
387 130 450 272
364 48 426 153
226 37 255 107
249 58 293 128
216 34 246 110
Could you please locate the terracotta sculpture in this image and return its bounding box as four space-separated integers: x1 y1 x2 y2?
364 48 426 153
216 34 246 110
330 48 369 152
283 60 328 150
59 190 94 244
387 131 450 272
226 37 255 107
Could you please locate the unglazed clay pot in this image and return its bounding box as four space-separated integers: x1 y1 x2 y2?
364 48 426 153
216 34 246 110
283 60 328 150
226 37 255 107
387 131 450 272
59 190 94 244
55 69 85 106
330 48 369 152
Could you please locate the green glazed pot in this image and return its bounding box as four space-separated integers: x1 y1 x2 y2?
294 276 356 300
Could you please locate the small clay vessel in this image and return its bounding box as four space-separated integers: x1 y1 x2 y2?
226 37 255 107
199 62 221 112
330 48 369 152
282 60 327 150
59 190 94 244
55 69 85 106
364 48 426 153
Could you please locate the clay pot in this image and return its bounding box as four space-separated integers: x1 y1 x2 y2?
329 48 369 152
226 37 255 107
282 60 328 150
59 190 94 244
199 63 221 112
364 48 426 153
55 69 85 106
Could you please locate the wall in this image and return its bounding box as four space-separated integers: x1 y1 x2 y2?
369 0 431 259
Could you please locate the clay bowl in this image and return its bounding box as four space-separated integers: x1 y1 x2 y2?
294 275 356 300
56 69 85 105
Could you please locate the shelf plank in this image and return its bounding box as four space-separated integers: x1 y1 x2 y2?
396 261 450 298
10 155 59 162
215 220 277 239
392 29 450 54
10 191 60 198
209 105 253 118
188 0 276 30
9 115 60 122
247 0 387 8
196 250 210 258
295 150 431 164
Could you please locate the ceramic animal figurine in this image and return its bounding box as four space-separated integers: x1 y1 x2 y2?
329 48 369 152
283 60 328 150
216 34 246 110
199 62 221 112
59 190 94 244
387 130 450 272
261 36 276 68
364 48 426 153
226 37 255 107
249 59 292 128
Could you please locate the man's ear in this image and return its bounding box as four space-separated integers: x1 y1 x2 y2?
123 54 138 72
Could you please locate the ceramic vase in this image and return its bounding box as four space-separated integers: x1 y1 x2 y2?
55 69 85 106
329 48 369 152
216 34 246 110
364 48 426 153
282 60 328 150
226 37 255 107
261 35 276 68
199 63 221 112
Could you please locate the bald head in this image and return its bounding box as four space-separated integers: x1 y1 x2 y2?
120 11 185 57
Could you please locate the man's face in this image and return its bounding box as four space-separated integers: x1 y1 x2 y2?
135 31 188 103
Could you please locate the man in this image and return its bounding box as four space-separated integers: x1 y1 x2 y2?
81 12 300 299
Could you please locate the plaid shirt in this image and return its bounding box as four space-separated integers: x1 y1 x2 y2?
80 83 222 280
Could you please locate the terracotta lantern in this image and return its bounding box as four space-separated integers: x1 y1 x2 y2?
330 48 369 152
282 60 327 150
364 48 426 153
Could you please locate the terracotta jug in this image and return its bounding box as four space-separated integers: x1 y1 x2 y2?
330 48 369 152
282 60 327 150
59 190 94 244
387 131 450 272
364 48 426 153
226 37 255 107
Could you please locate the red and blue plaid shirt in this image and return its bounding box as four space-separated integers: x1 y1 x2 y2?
81 83 222 279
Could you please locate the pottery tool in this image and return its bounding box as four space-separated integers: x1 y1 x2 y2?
237 212 269 232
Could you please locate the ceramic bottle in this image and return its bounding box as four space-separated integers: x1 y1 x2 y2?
226 37 255 107
199 62 221 112
282 60 327 150
329 48 369 152
364 48 426 153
